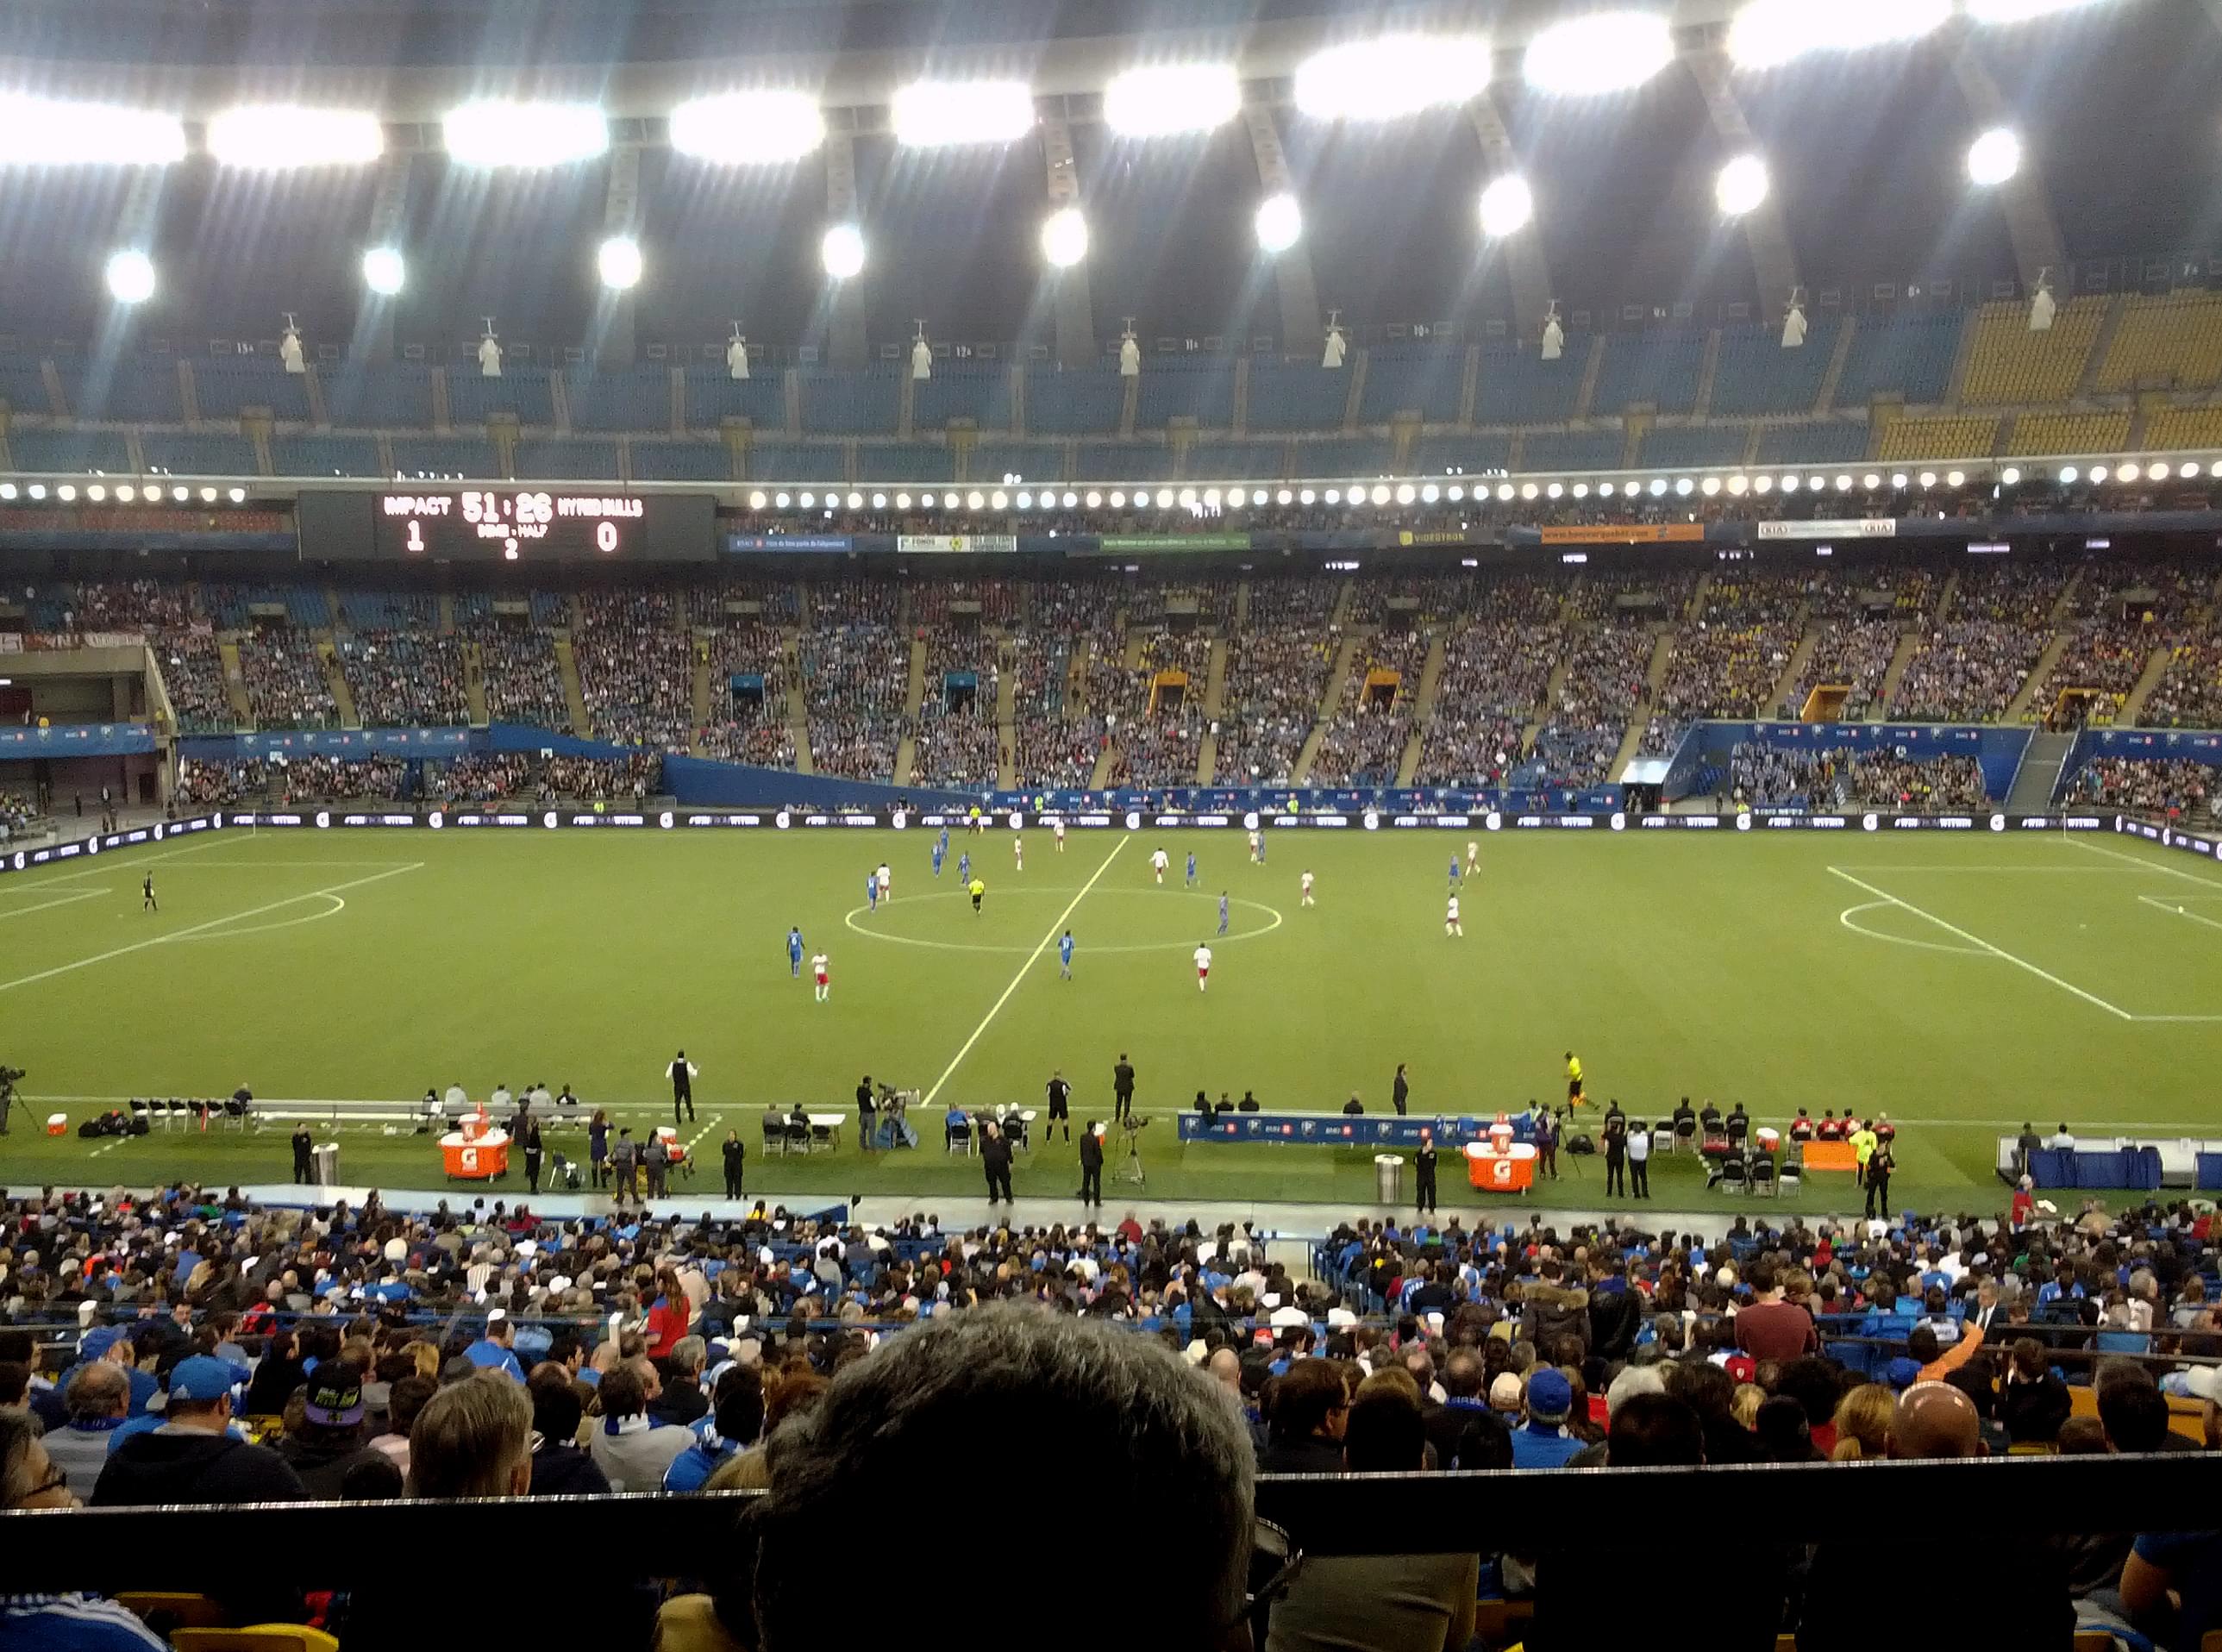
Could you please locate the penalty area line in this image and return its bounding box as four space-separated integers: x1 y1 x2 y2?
921 837 1129 1109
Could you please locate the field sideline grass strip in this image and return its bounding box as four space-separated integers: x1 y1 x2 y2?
2071 835 2222 888
920 837 1129 1108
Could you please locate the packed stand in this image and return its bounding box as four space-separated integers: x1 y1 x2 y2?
1309 629 1428 786
573 590 693 751
337 632 469 728
1894 620 2050 722
1537 625 1652 784
172 760 267 809
1780 572 1931 721
1104 629 1212 786
237 633 339 730
798 614 905 782
1847 753 1988 812
431 753 533 803
1726 742 1845 810
698 622 793 768
271 755 408 802
53 579 192 634
1215 631 1336 788
154 631 235 733
1415 589 1558 785
1655 574 1804 724
2075 757 2219 820
909 625 1001 789
2144 640 2222 729
469 622 570 729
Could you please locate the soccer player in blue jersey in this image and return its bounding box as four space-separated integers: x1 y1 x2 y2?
787 927 804 977
931 836 945 878
1186 851 1198 888
866 871 879 910
1449 855 1462 886
1059 929 1074 979
958 849 971 885
1217 892 1230 936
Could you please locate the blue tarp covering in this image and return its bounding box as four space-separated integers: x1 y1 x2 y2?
2026 1145 2163 1192
1179 1111 1541 1147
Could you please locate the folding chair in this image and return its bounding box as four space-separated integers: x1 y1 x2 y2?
785 1120 811 1155
760 1116 786 1158
1708 1154 1748 1195
1777 1155 1803 1198
945 1118 972 1155
1749 1156 1777 1197
128 1098 153 1133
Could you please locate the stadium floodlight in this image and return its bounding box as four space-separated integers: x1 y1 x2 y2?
1947 469 1967 486
228 486 247 503
1725 0 1949 72
1478 174 1535 238
2115 463 2140 484
170 485 188 502
1701 476 1721 496
1422 483 1441 503
1291 34 1493 121
1715 153 1771 217
1041 207 1089 268
1255 192 1302 253
1060 491 1078 509
56 485 74 501
104 249 156 304
1545 483 1562 500
847 491 865 510
821 222 865 280
1727 475 1749 496
1781 474 1800 492
1109 490 1127 508
668 91 826 164
198 485 216 503
990 490 1009 510
597 235 643 291
1086 491 1104 507
942 492 961 510
1568 483 1587 499
1753 474 1774 494
774 491 792 508
1103 64 1241 137
2147 461 2169 481
1891 472 1911 489
111 484 129 501
361 247 405 296
0 97 186 166
1276 488 1293 504
1520 482 1540 501
1674 478 1693 496
891 80 1034 147
1155 488 1175 509
1524 12 1674 96
1324 488 1343 505
1180 487 1199 508
443 102 607 167
1966 126 2022 186
86 484 104 501
1964 0 2106 22
748 490 767 510
1017 491 1033 510
2087 465 2108 484
1862 472 1883 490
1203 488 1223 509
207 106 384 168
1599 481 1618 497
799 491 816 509
1918 471 1937 488
1835 474 1854 491
1227 488 1246 507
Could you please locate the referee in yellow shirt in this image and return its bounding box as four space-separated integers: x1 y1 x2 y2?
968 876 986 914
1564 1051 1586 1107
1849 1118 1879 1173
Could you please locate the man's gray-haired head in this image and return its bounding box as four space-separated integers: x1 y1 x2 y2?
1605 1362 1667 1420
751 1306 1254 1652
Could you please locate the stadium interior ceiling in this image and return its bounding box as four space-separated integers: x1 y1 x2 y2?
0 0 2211 366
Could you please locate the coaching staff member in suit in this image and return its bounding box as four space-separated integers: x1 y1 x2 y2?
1111 1054 1136 1124
1415 1128 1438 1214
722 1129 746 1200
980 1120 1015 1205
291 1126 315 1184
667 1051 698 1126
1077 1120 1105 1206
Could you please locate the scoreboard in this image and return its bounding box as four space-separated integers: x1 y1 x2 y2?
297 489 716 562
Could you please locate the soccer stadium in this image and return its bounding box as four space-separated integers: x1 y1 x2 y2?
1 0 2219 1645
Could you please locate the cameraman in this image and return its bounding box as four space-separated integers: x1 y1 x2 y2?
0 1066 21 1136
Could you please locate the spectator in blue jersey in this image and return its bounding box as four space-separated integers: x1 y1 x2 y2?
665 1365 765 1492
0 1413 168 1651
588 1364 692 1492
463 1311 525 1381
1508 1368 1585 1469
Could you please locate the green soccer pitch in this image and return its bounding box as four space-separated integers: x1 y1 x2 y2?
2 820 2218 1216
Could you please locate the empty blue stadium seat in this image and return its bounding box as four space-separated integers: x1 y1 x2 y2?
1411 434 1515 475
1709 320 1840 416
1135 360 1236 429
1186 441 1287 480
1755 422 1872 466
389 435 501 479
1288 435 1393 478
195 358 312 422
68 359 183 423
140 431 260 476
684 366 787 432
1637 424 1749 469
448 366 555 427
272 434 384 478
566 366 671 434
1474 343 1582 424
340 591 435 629
856 444 950 484
514 438 621 480
1024 367 1124 435
968 444 1064 486
1520 429 1629 472
746 442 843 483
1592 329 1706 416
322 364 435 429
1074 441 1173 481
911 363 1006 429
1247 359 1349 432
0 357 51 415
629 440 732 483
1359 345 1462 423
798 368 899 436
1835 312 1961 406
8 428 132 472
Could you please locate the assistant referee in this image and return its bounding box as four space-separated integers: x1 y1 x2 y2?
1564 1050 1586 1107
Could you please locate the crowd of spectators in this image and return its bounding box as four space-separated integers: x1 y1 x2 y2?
1727 742 1846 810
1102 629 1211 787
1541 624 1653 781
1849 752 1988 812
1310 629 1427 786
0 791 37 841
1215 631 1335 787
272 755 408 802
156 631 235 734
2075 757 2220 819
337 632 469 728
909 627 1002 788
53 579 193 634
573 591 694 751
238 633 339 730
1656 577 1805 724
800 622 905 781
1415 612 1555 786
2145 640 2222 729
1894 620 2049 722
2035 618 2168 726
468 623 569 729
698 622 793 769
430 753 533 803
172 759 266 808
1781 616 1903 721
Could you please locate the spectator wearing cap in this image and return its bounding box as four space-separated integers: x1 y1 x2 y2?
525 1365 610 1496
273 1370 386 1498
1508 1368 1583 1469
91 1356 304 1507
463 1312 525 1381
1487 1370 1524 1416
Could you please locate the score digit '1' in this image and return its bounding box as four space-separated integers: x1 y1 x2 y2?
405 519 425 554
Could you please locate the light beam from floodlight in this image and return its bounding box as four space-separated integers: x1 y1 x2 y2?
207 106 384 168
1041 207 1089 268
1967 127 2023 186
821 222 865 279
1964 0 2106 22
0 97 185 166
597 235 643 290
1478 174 1535 238
443 102 607 167
362 247 405 296
1725 0 1950 71
1524 12 1674 97
1255 192 1302 253
668 91 826 164
892 80 1034 147
1103 64 1241 137
1291 35 1493 121
1715 153 1771 217
105 249 155 304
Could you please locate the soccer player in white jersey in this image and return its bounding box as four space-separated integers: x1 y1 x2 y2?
1301 869 1316 907
1467 839 1480 874
1053 817 1066 853
1192 942 1212 991
811 952 830 1002
1150 846 1170 884
875 862 892 903
1012 832 1023 873
1445 895 1462 937
1247 829 1262 863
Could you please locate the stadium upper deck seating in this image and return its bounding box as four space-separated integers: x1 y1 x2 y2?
1474 341 1583 424
1358 343 1462 423
1521 428 1628 472
1591 329 1705 416
798 366 899 435
269 433 384 478
2094 291 2222 392
969 442 1066 485
1074 440 1173 481
1186 441 1288 481
1247 358 1349 430
447 364 556 426
682 366 787 431
911 361 1009 429
1135 358 1236 429
2006 410 2131 458
1023 366 1124 435
1410 432 1515 475
139 431 259 476
1961 297 2107 406
2145 406 2222 452
389 435 501 479
629 439 734 482
321 363 435 429
0 356 53 415
1875 416 1997 463
566 366 671 433
7 427 133 473
1754 422 1870 466
1287 435 1393 477
513 437 622 480
1833 311 1959 406
1709 318 1840 416
65 358 181 423
194 357 312 422
1637 422 1749 470
854 442 951 484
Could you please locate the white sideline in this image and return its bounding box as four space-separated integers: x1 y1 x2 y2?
2072 835 2222 888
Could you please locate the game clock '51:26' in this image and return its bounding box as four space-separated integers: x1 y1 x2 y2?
378 490 647 560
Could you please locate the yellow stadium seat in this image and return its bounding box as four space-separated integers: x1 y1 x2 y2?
2095 292 2222 393
1961 297 2107 406
170 1630 340 1652
2145 406 2222 453
1876 416 1997 463
2006 410 2131 457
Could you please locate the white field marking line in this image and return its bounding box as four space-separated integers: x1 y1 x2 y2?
2072 834 2222 889
921 837 1129 1109
1826 866 2135 1020
2137 894 2222 936
0 862 423 996
136 859 426 869
173 892 348 942
2 834 240 889
843 888 1283 955
1837 900 1990 956
1829 865 2152 873
684 1114 724 1155
0 888 111 921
